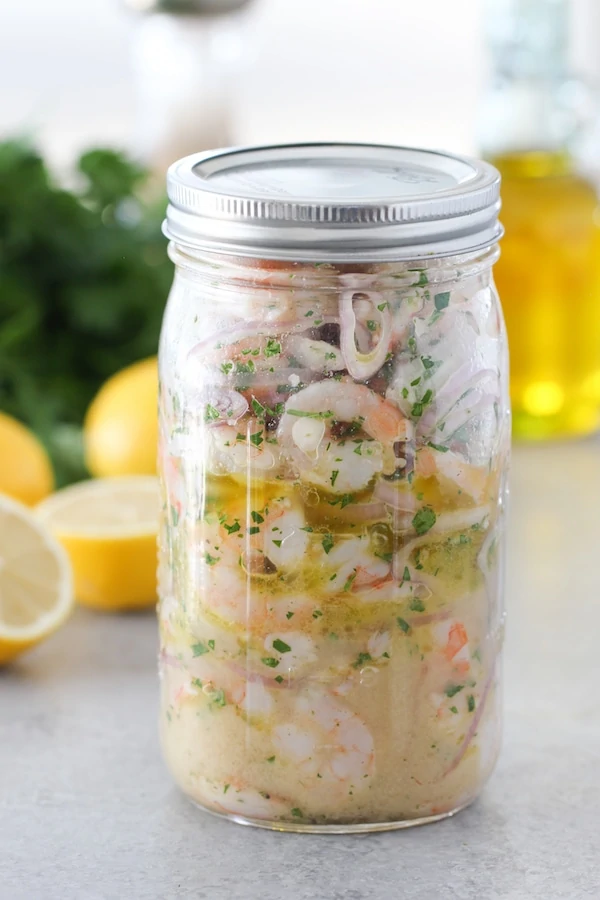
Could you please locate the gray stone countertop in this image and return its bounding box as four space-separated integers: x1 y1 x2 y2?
1 444 599 900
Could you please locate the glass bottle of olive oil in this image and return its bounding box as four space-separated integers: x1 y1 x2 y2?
482 0 600 439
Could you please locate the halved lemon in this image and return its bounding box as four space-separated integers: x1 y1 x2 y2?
37 477 159 612
0 493 73 664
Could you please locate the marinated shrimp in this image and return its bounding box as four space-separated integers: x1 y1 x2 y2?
158 252 508 829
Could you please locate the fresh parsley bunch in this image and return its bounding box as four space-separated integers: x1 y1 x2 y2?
0 140 173 484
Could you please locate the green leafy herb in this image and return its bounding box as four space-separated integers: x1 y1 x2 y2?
251 397 265 417
274 675 284 684
366 320 377 332
291 808 303 818
264 338 281 357
445 684 464 698
434 291 450 311
208 639 215 650
261 657 280 668
402 566 411 583
377 302 388 312
402 387 409 399
330 470 339 487
412 506 437 535
352 652 373 669
272 638 291 654
409 597 426 612
397 617 411 634
411 270 428 287
328 493 355 509
421 356 435 370
224 521 240 535
248 526 260 536
285 611 294 620
266 756 276 763
450 705 459 714
204 553 219 566
191 642 209 657
300 526 314 533
271 539 282 547
468 695 476 713
223 784 230 794
343 571 357 592
427 442 448 453
204 403 220 422
249 431 263 447
211 689 226 708
220 362 233 375
287 409 333 419
322 533 334 555
251 510 264 524
411 377 421 387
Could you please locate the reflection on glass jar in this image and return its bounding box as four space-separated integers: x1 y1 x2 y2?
157 144 510 832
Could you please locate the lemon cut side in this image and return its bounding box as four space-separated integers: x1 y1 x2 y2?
37 477 159 612
0 494 73 664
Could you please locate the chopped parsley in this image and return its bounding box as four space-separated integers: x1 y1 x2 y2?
285 611 294 620
251 510 264 524
224 520 240 535
251 397 266 417
402 566 411 583
204 553 219 566
211 689 226 708
322 533 334 555
208 639 215 650
330 470 339 487
328 493 355 509
402 387 409 399
445 684 464 698
220 362 233 375
266 756 276 763
366 319 377 332
291 808 303 818
421 356 435 370
261 657 280 668
271 539 283 548
287 409 333 419
397 617 411 634
409 597 426 612
412 506 437 535
272 638 292 654
411 269 428 287
264 338 281 357
434 291 450 311
191 642 209 657
204 403 220 422
343 570 357 592
248 526 260 535
274 675 284 684
450 706 459 714
427 442 448 453
468 695 476 713
352 652 373 669
249 431 263 447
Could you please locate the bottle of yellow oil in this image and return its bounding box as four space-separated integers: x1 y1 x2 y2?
483 0 600 439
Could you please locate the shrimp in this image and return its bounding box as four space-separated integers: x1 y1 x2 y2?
324 536 391 594
416 447 489 503
431 619 471 675
278 379 412 492
272 688 375 787
209 420 278 475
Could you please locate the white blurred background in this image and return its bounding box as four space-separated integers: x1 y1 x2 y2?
1 0 599 167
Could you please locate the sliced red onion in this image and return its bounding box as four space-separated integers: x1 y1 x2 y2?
339 290 393 381
441 663 497 778
198 387 248 425
374 479 417 513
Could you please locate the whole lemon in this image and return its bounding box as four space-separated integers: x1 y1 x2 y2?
0 411 54 506
84 357 158 478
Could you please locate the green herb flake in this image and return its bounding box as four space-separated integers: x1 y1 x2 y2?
191 642 209 657
343 570 357 592
445 684 464 698
287 409 333 419
272 638 292 654
266 756 276 763
412 506 437 535
208 639 215 650
204 403 220 422
450 706 459 714
251 397 265 417
402 387 409 399
262 657 280 668
352 652 373 669
220 362 233 375
421 356 435 370
411 377 421 387
330 470 339 488
468 695 476 713
211 689 226 708
300 525 314 533
285 611 294 620
427 442 448 453
397 617 411 634
312 609 323 619
322 533 334 554
251 510 265 524
291 808 303 818
249 431 263 447
204 553 220 566
377 302 388 312
264 338 281 358
366 320 377 332
248 526 260 536
224 520 240 535
402 566 411 583
223 784 230 794
272 539 283 548
274 675 284 684
409 597 426 612
411 270 428 287
434 291 450 311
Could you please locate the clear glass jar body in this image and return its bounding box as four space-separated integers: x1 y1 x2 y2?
157 247 510 832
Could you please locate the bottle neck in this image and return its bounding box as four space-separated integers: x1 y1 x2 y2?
480 0 576 161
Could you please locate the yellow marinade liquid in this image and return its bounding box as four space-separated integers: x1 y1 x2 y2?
491 151 600 439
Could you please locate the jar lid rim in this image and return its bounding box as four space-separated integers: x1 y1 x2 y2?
164 142 502 260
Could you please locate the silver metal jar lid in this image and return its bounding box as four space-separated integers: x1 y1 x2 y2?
164 143 502 261
125 0 251 13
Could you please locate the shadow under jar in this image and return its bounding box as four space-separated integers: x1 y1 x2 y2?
158 144 510 832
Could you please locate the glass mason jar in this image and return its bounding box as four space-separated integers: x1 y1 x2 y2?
158 144 509 832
